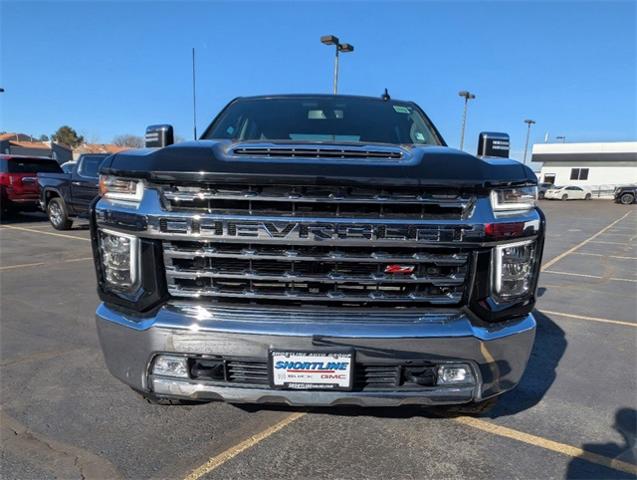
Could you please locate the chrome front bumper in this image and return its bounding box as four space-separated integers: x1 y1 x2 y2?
95 302 536 407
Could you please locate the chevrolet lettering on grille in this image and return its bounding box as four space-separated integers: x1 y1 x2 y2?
158 219 466 243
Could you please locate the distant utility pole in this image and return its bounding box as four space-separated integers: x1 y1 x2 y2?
523 119 536 164
458 90 475 150
192 48 197 140
320 35 354 94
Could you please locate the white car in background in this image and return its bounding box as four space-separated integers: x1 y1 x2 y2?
544 185 592 200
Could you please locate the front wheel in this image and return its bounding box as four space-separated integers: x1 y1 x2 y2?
47 198 72 230
561 194 568 201
585 193 592 200
620 193 635 205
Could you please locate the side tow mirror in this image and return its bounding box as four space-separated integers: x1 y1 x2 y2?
477 132 510 158
145 124 174 148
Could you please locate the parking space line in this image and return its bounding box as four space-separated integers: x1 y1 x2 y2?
541 211 633 271
181 409 637 478
0 257 93 271
0 261 47 271
454 416 637 476
0 225 90 241
183 412 306 480
588 240 634 246
544 270 637 283
540 309 635 328
573 252 637 260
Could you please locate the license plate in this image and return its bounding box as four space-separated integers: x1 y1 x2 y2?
270 351 354 390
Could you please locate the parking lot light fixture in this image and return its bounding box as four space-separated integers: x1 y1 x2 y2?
321 35 354 94
523 119 536 164
458 90 476 150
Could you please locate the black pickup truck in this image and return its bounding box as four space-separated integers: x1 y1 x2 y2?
92 94 544 411
38 153 109 229
614 185 637 205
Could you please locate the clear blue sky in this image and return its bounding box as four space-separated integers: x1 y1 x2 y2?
1 1 635 159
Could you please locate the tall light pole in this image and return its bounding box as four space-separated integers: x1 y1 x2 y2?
458 90 475 150
321 35 354 94
523 119 536 164
192 48 197 140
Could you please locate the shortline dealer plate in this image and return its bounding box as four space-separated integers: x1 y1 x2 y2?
270 351 354 390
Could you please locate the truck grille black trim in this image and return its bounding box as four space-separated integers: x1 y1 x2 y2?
163 241 469 306
232 146 403 160
158 184 473 219
225 361 405 389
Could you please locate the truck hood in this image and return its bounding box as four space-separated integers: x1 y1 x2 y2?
101 140 537 188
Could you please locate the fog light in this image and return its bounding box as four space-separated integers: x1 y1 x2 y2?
152 355 189 378
437 364 474 385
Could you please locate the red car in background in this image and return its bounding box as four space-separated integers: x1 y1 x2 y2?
0 154 62 217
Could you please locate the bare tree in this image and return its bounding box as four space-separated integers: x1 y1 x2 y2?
113 134 144 148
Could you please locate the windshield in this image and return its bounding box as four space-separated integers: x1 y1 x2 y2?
78 155 107 178
203 97 443 146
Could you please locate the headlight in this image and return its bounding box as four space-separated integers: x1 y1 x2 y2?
98 229 139 290
492 239 537 303
99 175 144 202
490 186 537 211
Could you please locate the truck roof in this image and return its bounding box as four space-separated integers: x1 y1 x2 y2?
233 93 415 105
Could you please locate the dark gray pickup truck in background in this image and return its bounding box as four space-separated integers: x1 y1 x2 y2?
38 153 109 229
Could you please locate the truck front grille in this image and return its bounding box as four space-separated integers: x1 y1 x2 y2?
159 184 473 220
221 361 413 390
227 362 403 389
163 241 470 306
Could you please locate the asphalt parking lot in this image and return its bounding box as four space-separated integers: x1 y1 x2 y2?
1 200 635 480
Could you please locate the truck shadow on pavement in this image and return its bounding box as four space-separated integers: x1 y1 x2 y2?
566 407 637 479
236 310 567 420
0 211 49 224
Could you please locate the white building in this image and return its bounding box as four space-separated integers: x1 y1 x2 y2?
532 142 637 192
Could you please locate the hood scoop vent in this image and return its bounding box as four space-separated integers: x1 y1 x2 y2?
232 144 403 160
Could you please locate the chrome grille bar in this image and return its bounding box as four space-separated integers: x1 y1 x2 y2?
165 285 462 304
163 189 470 206
165 268 465 286
158 184 474 220
163 243 468 265
163 240 469 306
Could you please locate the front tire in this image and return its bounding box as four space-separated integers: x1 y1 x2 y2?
47 197 72 230
620 193 635 205
585 193 592 200
561 194 568 201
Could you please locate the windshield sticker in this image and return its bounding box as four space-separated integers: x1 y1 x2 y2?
415 132 425 141
393 105 411 114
